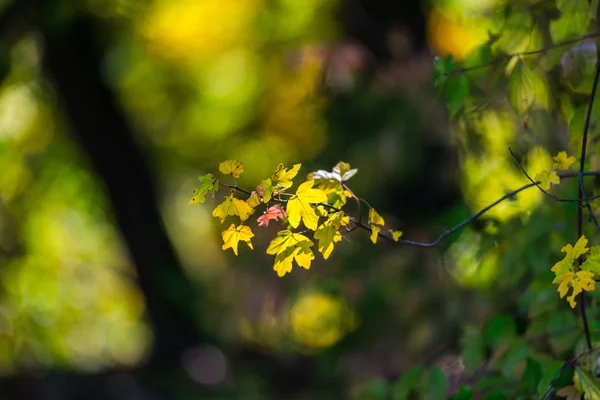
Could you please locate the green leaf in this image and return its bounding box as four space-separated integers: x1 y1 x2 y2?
500 340 530 379
433 56 456 94
474 376 509 391
521 357 543 394
561 40 597 95
508 60 550 116
449 386 473 400
445 74 469 116
537 361 564 397
581 251 600 275
481 390 508 400
463 43 493 82
422 368 448 400
189 173 219 204
492 8 534 55
461 326 484 373
574 367 600 399
485 315 516 348
391 365 422 400
550 0 590 43
548 311 577 336
353 378 390 400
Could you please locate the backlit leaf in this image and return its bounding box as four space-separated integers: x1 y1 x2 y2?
272 163 301 190
314 212 349 259
267 230 315 277
369 208 385 226
286 180 328 230
246 191 261 208
550 0 590 43
221 224 254 255
553 151 577 170
534 170 560 190
189 173 219 204
389 230 403 242
508 61 550 116
219 160 244 179
212 194 255 223
257 204 286 227
370 226 380 244
574 368 600 399
258 178 273 203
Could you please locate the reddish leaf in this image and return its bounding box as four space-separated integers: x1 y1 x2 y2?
257 204 286 227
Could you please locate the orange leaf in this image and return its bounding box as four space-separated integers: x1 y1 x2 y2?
257 204 286 227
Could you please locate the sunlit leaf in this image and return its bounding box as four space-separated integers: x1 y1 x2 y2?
553 151 577 170
574 368 600 399
534 170 560 190
246 191 261 208
219 159 244 179
550 0 590 43
212 194 255 222
389 230 403 242
369 208 385 226
314 212 349 259
221 224 254 255
257 204 286 227
508 60 551 116
258 178 273 203
286 180 328 230
272 163 301 190
189 173 219 204
370 226 380 244
267 230 315 277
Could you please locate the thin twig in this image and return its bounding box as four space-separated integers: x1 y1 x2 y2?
444 33 600 76
540 345 600 400
509 147 579 203
575 62 600 352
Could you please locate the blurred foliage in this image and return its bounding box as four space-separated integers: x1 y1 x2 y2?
2 0 600 399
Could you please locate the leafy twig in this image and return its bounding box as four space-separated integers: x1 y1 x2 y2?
444 33 600 76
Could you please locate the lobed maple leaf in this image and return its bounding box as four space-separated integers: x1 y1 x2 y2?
267 230 315 277
257 178 273 203
219 160 244 179
534 170 560 190
221 224 254 255
212 194 255 222
553 151 576 170
286 180 328 230
189 173 219 204
257 204 286 227
271 163 301 190
314 212 349 259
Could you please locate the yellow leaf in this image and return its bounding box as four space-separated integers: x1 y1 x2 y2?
221 224 254 255
267 230 314 277
246 191 261 208
369 208 385 226
389 230 403 242
219 160 244 179
272 163 301 190
562 235 589 260
314 212 349 259
212 194 255 222
553 151 577 170
286 180 328 230
534 170 560 190
370 226 380 244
